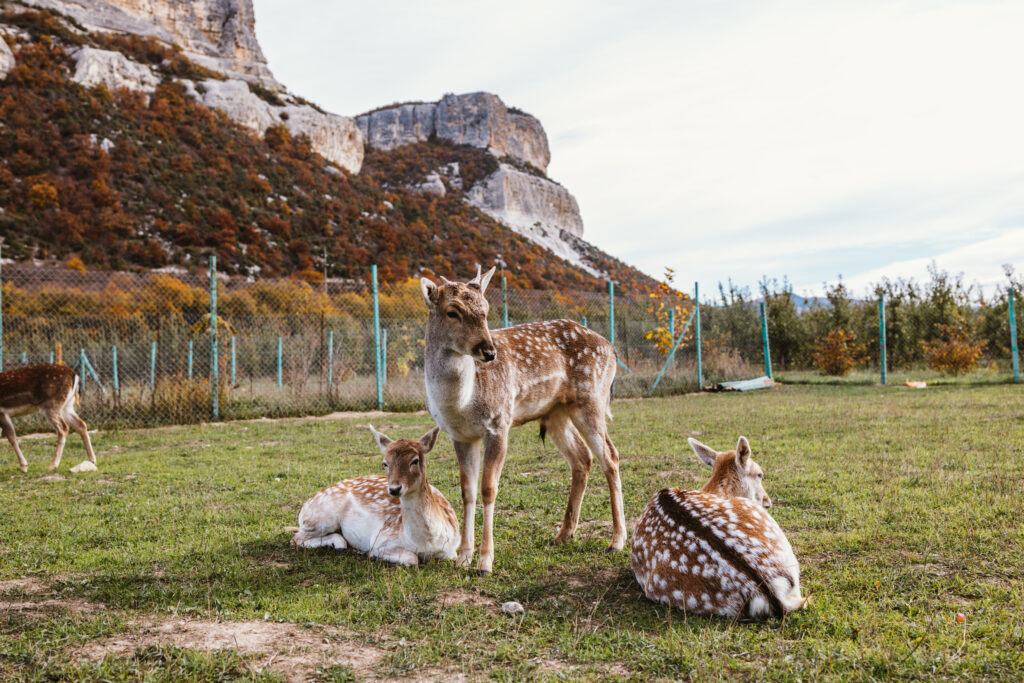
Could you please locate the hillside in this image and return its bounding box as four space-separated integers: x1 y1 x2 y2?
0 7 657 293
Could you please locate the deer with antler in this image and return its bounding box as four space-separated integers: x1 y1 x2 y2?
420 266 626 574
0 364 97 473
631 436 805 619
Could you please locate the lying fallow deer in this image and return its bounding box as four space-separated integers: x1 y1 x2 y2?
0 364 97 472
421 265 626 574
290 426 459 566
631 436 805 619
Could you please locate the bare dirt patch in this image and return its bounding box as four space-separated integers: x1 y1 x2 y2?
80 617 385 683
911 563 954 577
432 589 494 609
0 597 102 615
564 567 626 589
0 577 48 594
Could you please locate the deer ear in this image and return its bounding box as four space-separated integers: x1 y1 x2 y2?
420 277 439 307
478 266 496 294
735 436 751 469
688 437 718 468
419 426 440 453
368 425 392 453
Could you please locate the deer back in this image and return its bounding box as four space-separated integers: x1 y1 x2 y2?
0 364 76 412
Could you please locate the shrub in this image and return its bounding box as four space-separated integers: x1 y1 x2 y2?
920 324 985 375
811 328 868 376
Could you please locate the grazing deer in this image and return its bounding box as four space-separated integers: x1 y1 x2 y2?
631 436 805 619
0 364 97 473
420 266 626 574
290 426 459 566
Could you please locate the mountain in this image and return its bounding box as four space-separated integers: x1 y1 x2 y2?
0 2 657 293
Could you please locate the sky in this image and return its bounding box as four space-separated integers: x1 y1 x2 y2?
251 0 1024 300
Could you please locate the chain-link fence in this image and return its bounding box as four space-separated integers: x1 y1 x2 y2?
2 263 1019 431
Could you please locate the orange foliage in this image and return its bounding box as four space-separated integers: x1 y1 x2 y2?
920 324 985 375
644 267 692 354
811 328 868 376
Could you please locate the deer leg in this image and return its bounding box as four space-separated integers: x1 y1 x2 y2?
41 404 69 472
546 412 592 545
0 413 28 473
570 409 627 552
453 439 482 569
477 428 509 575
63 405 97 464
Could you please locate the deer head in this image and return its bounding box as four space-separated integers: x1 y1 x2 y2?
420 265 497 362
369 425 441 498
688 436 772 509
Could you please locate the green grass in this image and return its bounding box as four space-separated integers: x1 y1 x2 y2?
1 384 1023 680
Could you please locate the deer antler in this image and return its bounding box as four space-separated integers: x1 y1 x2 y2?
467 264 483 288
439 275 455 286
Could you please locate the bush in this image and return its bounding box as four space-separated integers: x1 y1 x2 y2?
811 328 868 376
920 324 985 375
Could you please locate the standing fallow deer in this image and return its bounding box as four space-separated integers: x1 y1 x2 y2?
0 364 97 473
420 266 626 574
290 426 460 566
631 436 805 619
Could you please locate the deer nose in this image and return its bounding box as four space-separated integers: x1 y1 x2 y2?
388 485 402 497
763 497 773 509
474 340 496 362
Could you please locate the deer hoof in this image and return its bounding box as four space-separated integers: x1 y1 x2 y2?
20 465 28 473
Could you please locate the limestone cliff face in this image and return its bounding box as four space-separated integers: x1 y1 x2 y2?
466 165 583 238
357 93 551 174
22 0 276 86
0 34 14 80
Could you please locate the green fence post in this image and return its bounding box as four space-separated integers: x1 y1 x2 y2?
695 282 703 388
230 336 236 386
111 345 119 396
210 255 219 420
501 275 509 328
276 337 283 389
327 329 334 389
382 328 388 385
581 316 588 329
150 340 157 389
78 349 87 396
187 340 194 380
667 308 676 373
372 265 383 410
20 351 26 364
1009 288 1020 383
49 351 54 364
878 293 887 385
608 281 615 345
759 301 773 379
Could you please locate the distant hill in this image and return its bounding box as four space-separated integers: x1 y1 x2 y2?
0 7 658 294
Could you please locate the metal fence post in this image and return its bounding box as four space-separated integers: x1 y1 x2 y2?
1009 288 1020 383
230 336 236 386
382 328 388 385
150 340 157 389
327 329 334 389
187 340 194 380
276 337 283 389
372 265 383 410
667 308 675 373
695 282 703 388
608 280 615 345
878 293 887 385
760 301 773 379
581 316 588 328
49 351 54 364
210 255 219 420
111 345 119 396
501 275 509 328
78 349 86 396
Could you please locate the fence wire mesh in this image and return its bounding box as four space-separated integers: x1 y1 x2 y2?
1 263 1019 431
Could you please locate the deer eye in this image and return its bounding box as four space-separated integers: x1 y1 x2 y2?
382 462 388 470
446 310 460 320
757 472 764 479
411 458 420 466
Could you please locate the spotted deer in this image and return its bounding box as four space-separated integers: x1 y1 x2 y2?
420 266 626 574
631 436 805 619
290 426 459 566
0 364 97 472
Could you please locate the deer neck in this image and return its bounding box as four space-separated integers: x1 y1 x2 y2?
399 483 445 544
424 320 478 412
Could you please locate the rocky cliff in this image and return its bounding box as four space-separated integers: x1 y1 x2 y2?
22 0 275 86
357 93 550 174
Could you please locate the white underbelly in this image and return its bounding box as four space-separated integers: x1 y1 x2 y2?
1 405 38 418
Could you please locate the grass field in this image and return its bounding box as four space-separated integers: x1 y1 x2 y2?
1 383 1023 681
